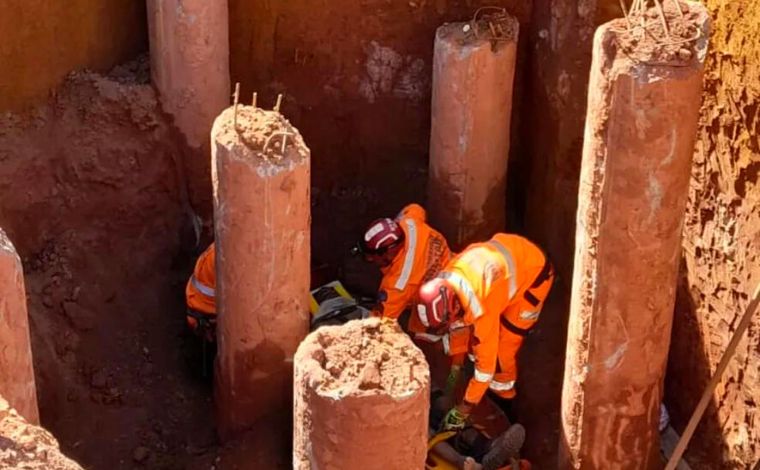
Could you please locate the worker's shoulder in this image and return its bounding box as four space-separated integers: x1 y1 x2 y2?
397 203 427 223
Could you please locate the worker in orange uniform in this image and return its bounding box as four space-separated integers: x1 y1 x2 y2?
416 233 554 431
352 203 451 328
185 242 216 342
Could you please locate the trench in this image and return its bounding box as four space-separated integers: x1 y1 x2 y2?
0 1 758 469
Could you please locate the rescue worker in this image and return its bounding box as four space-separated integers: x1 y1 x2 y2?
353 203 451 326
416 233 554 431
185 242 216 342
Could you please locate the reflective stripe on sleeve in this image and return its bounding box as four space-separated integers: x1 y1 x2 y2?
415 333 443 343
191 276 215 297
487 240 518 300
440 271 483 318
442 334 450 355
394 219 417 290
489 379 515 392
519 310 541 321
473 368 494 383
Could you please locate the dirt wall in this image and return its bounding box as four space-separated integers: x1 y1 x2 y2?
228 0 532 270
0 63 218 469
666 1 760 468
0 0 147 112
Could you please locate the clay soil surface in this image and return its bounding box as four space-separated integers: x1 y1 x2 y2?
0 60 240 470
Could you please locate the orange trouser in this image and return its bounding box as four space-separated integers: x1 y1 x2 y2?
490 262 554 399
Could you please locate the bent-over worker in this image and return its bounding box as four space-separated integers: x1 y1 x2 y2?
185 242 216 341
416 233 554 431
353 203 451 325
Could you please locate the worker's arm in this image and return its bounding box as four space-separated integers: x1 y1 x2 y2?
462 313 500 408
371 275 417 320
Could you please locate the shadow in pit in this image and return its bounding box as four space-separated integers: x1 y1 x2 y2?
664 256 738 469
513 268 571 469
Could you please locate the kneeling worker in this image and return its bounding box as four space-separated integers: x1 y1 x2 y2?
417 233 554 430
353 203 451 324
185 242 216 342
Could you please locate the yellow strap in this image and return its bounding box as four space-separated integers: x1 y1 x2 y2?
427 431 458 450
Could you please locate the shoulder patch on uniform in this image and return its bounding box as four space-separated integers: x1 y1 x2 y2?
377 290 388 302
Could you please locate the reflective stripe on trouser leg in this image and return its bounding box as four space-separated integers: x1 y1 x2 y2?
495 322 524 397
490 373 516 399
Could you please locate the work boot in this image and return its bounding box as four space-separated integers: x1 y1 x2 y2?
481 423 526 470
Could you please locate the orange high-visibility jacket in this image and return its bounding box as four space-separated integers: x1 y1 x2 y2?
186 243 216 315
441 233 548 405
375 204 451 320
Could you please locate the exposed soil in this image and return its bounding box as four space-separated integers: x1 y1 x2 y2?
294 318 429 470
303 318 428 397
616 1 706 65
213 105 309 165
0 62 220 469
0 397 82 469
667 0 760 467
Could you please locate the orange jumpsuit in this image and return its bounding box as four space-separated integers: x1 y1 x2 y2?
185 243 216 329
373 204 451 325
442 234 554 406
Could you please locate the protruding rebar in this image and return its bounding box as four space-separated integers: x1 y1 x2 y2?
233 82 241 128
274 94 283 113
252 92 258 108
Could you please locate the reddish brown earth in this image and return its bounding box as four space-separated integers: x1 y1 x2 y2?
0 397 81 469
666 1 760 468
0 62 219 470
294 319 429 470
0 0 147 111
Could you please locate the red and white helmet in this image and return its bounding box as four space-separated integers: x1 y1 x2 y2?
358 218 404 254
417 278 455 328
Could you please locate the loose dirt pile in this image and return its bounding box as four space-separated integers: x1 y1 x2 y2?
294 318 429 470
213 105 309 166
0 397 82 469
304 318 428 397
615 0 707 65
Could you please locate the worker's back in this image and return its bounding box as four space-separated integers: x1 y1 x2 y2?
186 243 216 316
443 233 547 323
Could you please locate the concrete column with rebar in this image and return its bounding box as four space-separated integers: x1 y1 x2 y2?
560 2 710 468
0 229 39 424
428 11 518 249
147 0 230 148
212 95 311 440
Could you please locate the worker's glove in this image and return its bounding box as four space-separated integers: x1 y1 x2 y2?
440 406 469 432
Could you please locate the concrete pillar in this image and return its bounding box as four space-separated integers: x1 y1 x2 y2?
560 5 710 469
147 0 230 148
212 103 311 440
293 318 430 470
0 229 39 424
428 17 518 249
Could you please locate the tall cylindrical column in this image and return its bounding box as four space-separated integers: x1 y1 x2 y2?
147 0 230 148
294 318 430 470
560 4 710 469
212 104 311 440
0 229 39 424
428 16 518 249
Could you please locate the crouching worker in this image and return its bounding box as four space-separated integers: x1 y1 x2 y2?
353 203 451 329
427 391 530 470
417 234 554 428
185 243 216 343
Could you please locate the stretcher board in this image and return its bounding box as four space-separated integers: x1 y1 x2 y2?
309 280 370 329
